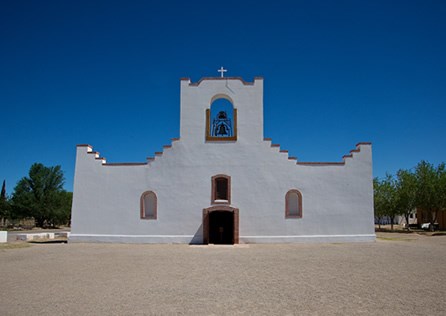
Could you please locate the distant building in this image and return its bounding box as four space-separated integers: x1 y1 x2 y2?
70 75 375 244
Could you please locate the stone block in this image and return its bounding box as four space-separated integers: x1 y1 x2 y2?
0 231 7 243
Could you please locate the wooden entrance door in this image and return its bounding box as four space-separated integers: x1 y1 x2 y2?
203 206 239 244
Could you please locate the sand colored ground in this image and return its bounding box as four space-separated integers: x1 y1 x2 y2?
1 233 445 315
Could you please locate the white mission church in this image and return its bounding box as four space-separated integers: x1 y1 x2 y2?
70 71 375 244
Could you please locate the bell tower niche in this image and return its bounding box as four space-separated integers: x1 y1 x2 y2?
179 76 264 144
206 96 237 141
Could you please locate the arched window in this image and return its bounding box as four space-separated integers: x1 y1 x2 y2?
285 189 302 218
211 175 231 204
206 96 237 141
140 191 157 219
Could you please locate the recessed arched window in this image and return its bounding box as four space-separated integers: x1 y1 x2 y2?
212 175 231 204
206 96 237 141
285 189 302 218
140 191 157 220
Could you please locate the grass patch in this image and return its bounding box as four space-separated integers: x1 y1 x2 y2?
0 243 32 250
375 228 414 234
377 236 413 242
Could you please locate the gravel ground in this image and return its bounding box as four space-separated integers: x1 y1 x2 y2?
1 233 445 316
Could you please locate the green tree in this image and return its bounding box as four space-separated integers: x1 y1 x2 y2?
440 164 446 211
48 191 72 227
415 161 446 230
374 174 399 230
11 163 71 228
395 169 418 230
373 178 386 230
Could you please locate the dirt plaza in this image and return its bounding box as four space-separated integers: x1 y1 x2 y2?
1 233 445 315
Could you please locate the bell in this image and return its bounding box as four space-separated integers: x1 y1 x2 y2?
217 124 227 136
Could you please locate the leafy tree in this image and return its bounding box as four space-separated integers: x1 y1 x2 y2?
11 163 71 228
374 174 399 230
373 178 386 230
395 169 418 229
441 164 446 210
47 191 72 227
415 161 446 230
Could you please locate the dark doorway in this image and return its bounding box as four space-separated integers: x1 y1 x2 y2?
203 206 239 245
209 211 234 244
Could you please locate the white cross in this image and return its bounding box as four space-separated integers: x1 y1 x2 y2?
218 66 227 78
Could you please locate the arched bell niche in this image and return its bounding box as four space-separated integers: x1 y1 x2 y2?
205 95 237 141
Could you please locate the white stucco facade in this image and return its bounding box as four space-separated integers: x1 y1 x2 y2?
70 77 375 244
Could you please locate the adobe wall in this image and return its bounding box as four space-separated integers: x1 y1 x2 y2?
70 78 375 243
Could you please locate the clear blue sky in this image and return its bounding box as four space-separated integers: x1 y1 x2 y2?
1 0 445 195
